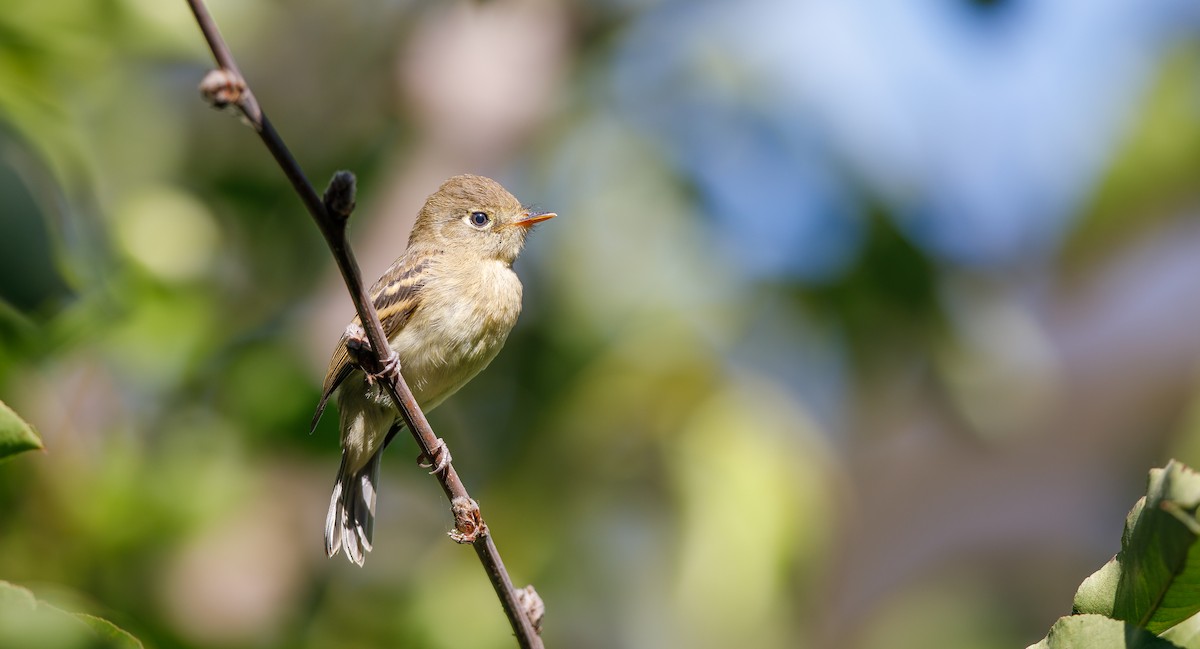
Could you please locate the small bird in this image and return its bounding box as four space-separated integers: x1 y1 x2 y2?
312 174 555 565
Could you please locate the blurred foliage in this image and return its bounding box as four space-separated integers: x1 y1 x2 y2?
0 581 143 649
1068 41 1200 267
0 1 1198 649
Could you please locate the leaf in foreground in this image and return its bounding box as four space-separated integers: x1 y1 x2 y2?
1072 461 1200 633
0 399 42 460
1029 614 1182 649
0 581 143 649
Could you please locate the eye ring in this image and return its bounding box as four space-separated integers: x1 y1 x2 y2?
468 211 491 228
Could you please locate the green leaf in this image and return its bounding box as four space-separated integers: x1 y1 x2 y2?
75 614 144 649
0 399 42 460
0 581 143 649
1028 614 1183 649
1118 462 1200 632
1071 461 1200 634
1162 611 1200 649
0 580 38 610
1074 557 1121 617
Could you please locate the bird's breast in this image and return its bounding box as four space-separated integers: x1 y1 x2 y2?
388 260 523 411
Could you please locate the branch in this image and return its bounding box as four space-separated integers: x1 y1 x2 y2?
184 2 545 646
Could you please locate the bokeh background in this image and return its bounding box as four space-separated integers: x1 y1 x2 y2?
2 0 1200 647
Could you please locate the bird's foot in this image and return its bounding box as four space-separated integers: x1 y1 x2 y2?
417 437 452 475
344 324 400 385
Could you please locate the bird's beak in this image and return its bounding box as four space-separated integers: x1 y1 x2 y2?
512 210 556 228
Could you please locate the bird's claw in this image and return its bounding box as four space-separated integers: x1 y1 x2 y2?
417 437 452 475
368 351 400 385
344 324 400 385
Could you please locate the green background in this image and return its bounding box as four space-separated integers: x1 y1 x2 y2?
2 1 1200 648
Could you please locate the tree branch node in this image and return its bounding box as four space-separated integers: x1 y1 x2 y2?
323 171 357 221
449 496 487 544
516 586 545 635
198 68 246 110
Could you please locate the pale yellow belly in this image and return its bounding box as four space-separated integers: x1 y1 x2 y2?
338 261 522 470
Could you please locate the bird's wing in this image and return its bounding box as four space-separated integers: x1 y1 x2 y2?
309 256 428 433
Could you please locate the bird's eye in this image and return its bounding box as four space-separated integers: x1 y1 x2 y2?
469 211 491 228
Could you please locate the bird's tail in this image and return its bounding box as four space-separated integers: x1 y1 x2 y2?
325 449 382 566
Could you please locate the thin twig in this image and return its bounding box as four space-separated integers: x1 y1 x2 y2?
184 2 544 646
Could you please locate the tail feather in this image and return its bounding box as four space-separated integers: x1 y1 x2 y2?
324 456 345 558
325 450 382 566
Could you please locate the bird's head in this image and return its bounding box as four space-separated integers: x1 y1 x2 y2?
409 174 555 265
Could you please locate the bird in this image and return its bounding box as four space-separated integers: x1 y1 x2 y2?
312 174 555 565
